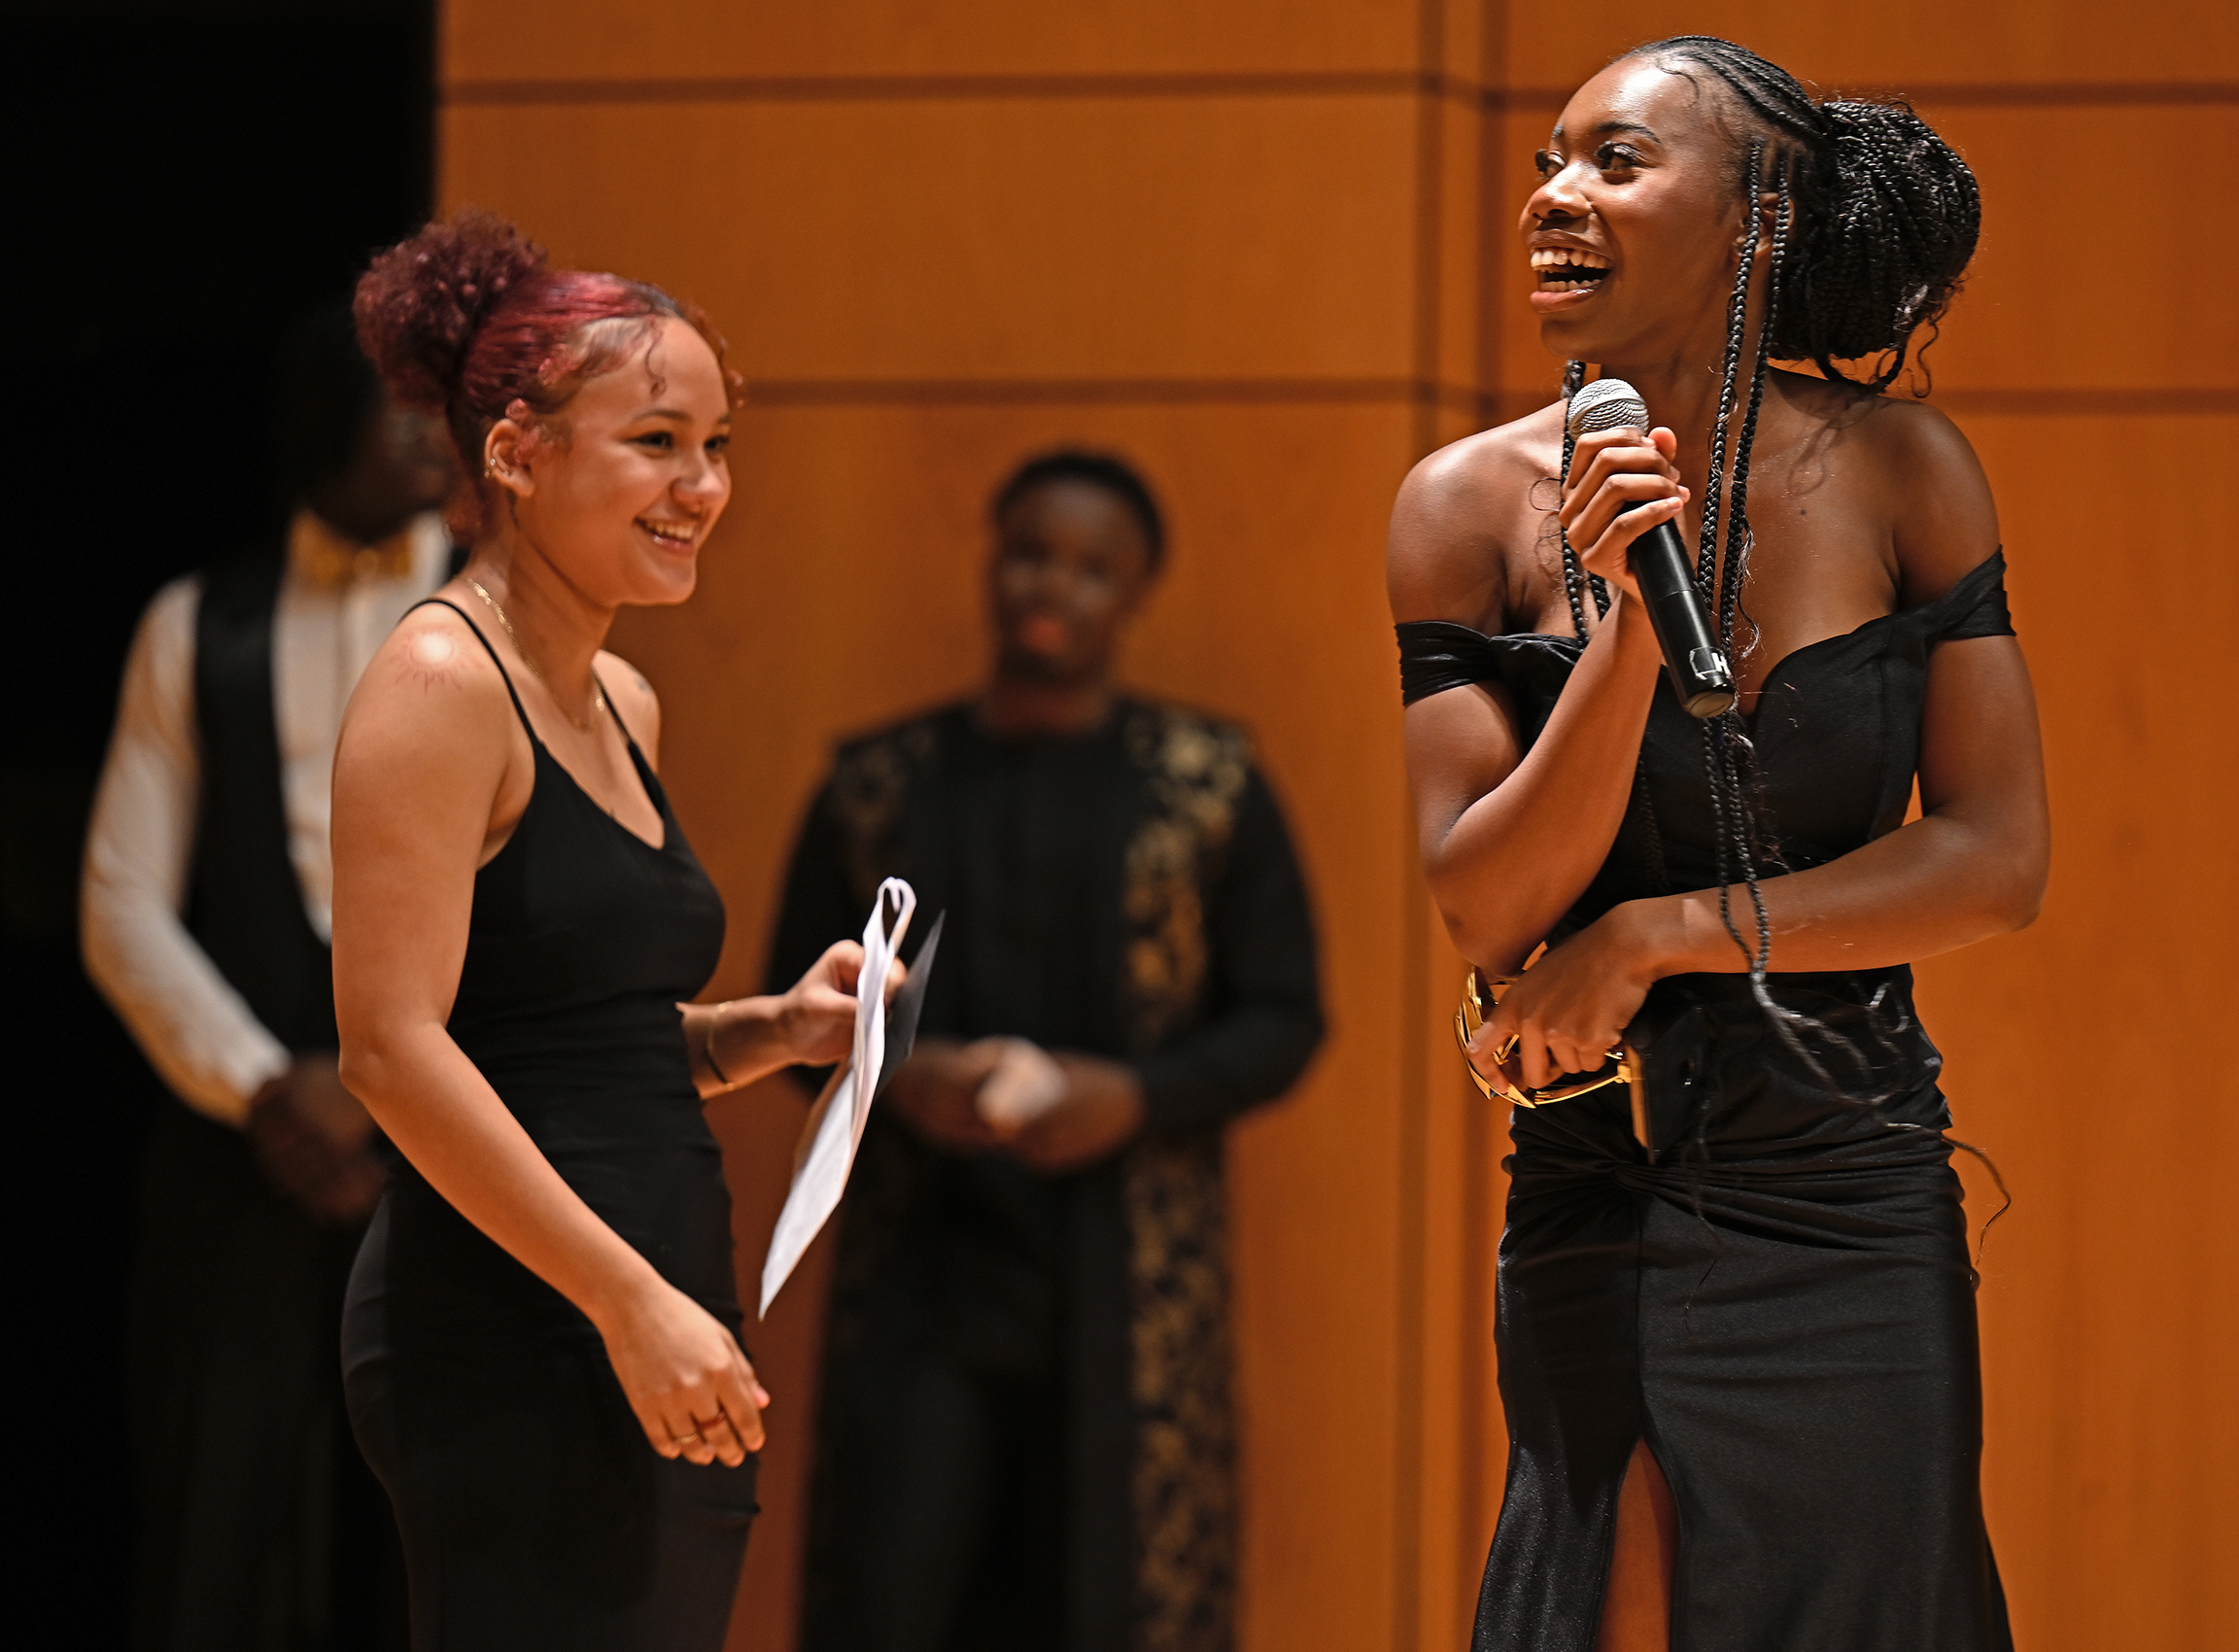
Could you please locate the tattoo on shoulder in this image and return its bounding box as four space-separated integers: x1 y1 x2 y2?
632 669 652 695
397 626 469 693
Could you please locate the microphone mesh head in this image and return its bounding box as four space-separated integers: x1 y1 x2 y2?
1566 376 1649 438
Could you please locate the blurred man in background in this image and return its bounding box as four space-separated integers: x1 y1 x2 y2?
82 305 452 1652
770 450 1324 1652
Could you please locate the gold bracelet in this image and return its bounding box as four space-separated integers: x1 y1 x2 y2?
704 1002 736 1088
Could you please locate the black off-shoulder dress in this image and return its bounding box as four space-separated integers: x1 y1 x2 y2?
342 602 753 1651
1396 553 2017 1652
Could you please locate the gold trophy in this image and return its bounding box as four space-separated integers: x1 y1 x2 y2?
1454 970 1650 1151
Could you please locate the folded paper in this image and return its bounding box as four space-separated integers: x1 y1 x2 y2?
758 879 942 1317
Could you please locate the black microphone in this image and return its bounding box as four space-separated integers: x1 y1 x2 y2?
1566 378 1737 719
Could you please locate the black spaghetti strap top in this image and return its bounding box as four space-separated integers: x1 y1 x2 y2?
341 602 755 1648
378 599 733 1332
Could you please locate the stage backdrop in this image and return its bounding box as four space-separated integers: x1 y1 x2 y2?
437 4 2236 1646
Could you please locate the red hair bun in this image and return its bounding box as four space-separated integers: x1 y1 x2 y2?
354 207 547 415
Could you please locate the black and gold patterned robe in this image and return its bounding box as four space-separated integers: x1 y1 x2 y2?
770 698 1323 1652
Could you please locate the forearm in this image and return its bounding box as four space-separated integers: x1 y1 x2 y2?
81 575 288 1122
341 1023 665 1327
1421 595 1662 970
81 879 290 1124
81 760 288 1123
683 996 813 1097
1133 1003 1323 1134
1613 809 2047 981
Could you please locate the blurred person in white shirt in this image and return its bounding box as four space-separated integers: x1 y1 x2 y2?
82 303 453 1652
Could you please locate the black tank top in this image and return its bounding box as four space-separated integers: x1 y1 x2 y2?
375 600 733 1337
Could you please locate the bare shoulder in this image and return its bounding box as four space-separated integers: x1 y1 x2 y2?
1841 386 2003 607
340 596 518 781
598 650 663 767
1387 401 1566 631
1837 384 1982 474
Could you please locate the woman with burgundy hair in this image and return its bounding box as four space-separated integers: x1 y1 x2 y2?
330 210 873 1648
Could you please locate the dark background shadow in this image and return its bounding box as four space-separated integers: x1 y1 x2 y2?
3 3 432 1640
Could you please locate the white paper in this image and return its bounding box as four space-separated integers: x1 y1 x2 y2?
759 878 914 1317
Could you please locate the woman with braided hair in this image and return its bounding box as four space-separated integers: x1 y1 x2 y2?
1388 37 2045 1650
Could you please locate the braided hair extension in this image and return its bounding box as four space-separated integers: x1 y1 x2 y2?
1558 363 1687 913
1555 360 1614 637
1703 148 1781 1003
1689 133 1851 1093
1652 51 2001 1180
1623 36 1980 396
1720 156 1790 653
1557 360 1588 636
1697 138 1763 595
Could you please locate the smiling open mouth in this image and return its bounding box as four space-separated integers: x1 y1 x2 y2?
637 519 699 549
1532 248 1612 293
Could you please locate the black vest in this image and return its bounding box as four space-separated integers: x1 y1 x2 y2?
185 547 338 1052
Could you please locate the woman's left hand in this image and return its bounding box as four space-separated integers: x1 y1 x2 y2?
1470 916 1657 1094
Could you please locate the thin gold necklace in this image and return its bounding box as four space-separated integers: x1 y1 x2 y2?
464 577 606 733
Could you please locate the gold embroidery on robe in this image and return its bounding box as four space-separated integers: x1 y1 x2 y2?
1119 705 1252 1652
820 703 1255 1652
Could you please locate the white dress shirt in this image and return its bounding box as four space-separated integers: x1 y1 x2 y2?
81 510 450 1125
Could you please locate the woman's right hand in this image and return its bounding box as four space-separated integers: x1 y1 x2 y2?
595 1279 769 1467
777 939 876 1069
1558 424 1690 602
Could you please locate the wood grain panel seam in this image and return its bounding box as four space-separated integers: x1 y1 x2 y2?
1485 387 2239 420
445 68 1462 106
1926 388 2239 415
732 381 2235 422
1395 7 1445 1645
1796 80 2239 109
1460 6 1507 1640
443 72 2236 113
1501 81 2237 113
740 377 1488 410
729 380 2234 419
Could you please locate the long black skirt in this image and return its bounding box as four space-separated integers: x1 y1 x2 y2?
1472 1009 2013 1650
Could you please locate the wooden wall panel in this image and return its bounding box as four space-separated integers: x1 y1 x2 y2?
443 96 1416 384
1483 106 1561 419
1888 104 2239 395
1405 910 1503 1652
1431 94 1488 398
1918 409 2239 1652
447 0 1419 84
1505 2 2239 91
